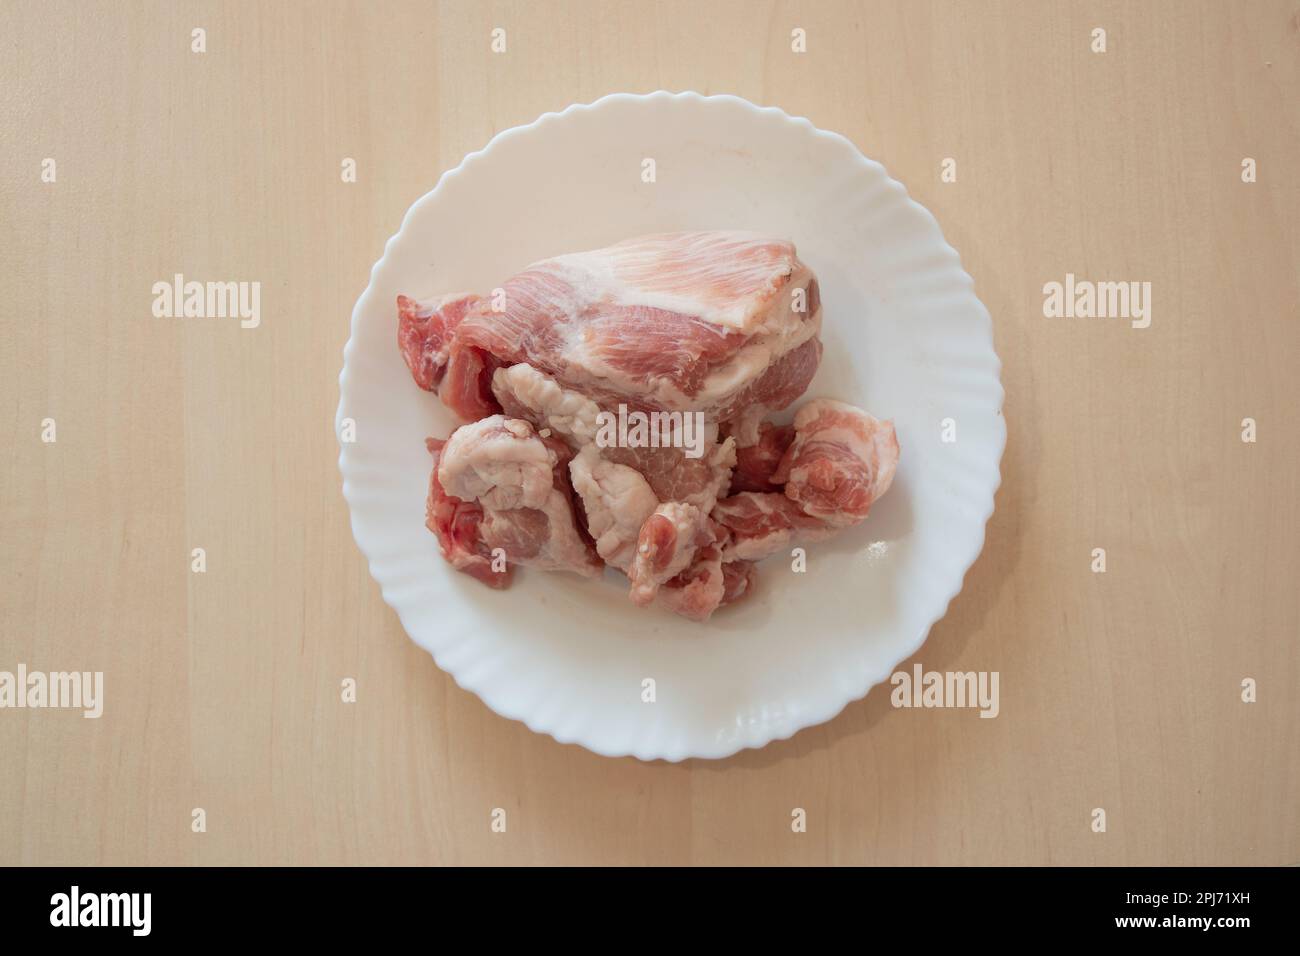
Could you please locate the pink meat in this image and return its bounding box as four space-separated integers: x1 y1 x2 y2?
713 399 900 561
628 502 706 607
655 531 728 623
398 293 482 392
428 421 605 590
430 418 602 585
421 231 822 422
400 233 901 622
712 491 833 562
775 399 899 526
729 421 796 493
722 336 824 434
653 522 758 623
600 443 729 506
720 560 757 604
424 437 511 589
439 344 506 422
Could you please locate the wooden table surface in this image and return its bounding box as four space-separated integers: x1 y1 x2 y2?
2 0 1296 866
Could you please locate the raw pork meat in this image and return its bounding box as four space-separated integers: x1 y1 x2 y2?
428 232 823 427
654 521 739 622
432 416 602 579
714 401 899 562
423 436 508 589
774 399 899 526
728 420 796 493
568 444 659 570
494 362 735 601
712 491 836 562
398 293 482 392
628 502 706 606
399 232 900 622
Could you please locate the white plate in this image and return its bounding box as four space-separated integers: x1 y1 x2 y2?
337 91 1005 762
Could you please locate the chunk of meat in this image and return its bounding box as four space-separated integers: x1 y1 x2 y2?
494 363 738 587
398 293 481 392
655 527 756 623
439 342 505 422
721 560 757 605
628 502 706 606
578 305 748 396
438 416 553 509
424 437 511 589
601 438 735 510
603 436 734 593
728 421 796 493
435 416 602 579
712 491 836 562
568 445 659 570
425 232 822 421
657 556 726 622
400 233 901 622
713 398 899 561
493 364 736 510
774 399 899 526
718 336 824 443
491 363 602 446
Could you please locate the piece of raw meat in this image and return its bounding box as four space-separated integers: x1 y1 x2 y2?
493 362 737 594
491 362 603 446
605 437 735 606
728 420 796 493
401 233 901 623
712 491 836 562
774 399 899 526
568 444 660 570
654 523 726 622
654 523 758 622
423 232 822 424
493 363 736 510
721 559 757 604
398 293 482 391
628 502 707 606
713 399 900 560
657 555 727 621
424 437 510 589
435 416 602 580
601 440 735 510
716 337 824 445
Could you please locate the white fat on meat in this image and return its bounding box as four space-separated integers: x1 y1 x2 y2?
549 231 813 334
436 415 601 578
569 445 659 570
553 259 822 415
494 362 739 579
491 363 602 446
438 416 554 510
437 232 823 423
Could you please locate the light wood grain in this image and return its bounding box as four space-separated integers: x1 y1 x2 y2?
1 0 1296 866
